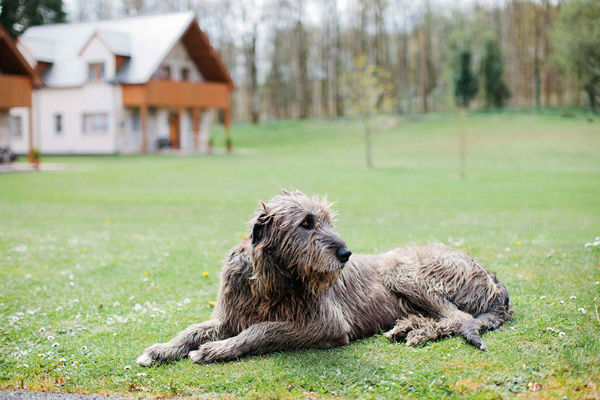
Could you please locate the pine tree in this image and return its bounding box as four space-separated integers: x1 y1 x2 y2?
454 50 478 108
0 0 67 38
480 38 511 108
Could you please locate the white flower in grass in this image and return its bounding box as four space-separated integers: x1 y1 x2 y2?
39 327 46 332
559 300 565 304
595 281 600 285
124 365 131 370
570 296 576 299
81 346 87 351
113 301 120 307
183 298 191 304
52 342 59 347
539 296 546 299
505 247 511 252
137 372 146 377
59 358 66 363
47 336 54 341
134 303 143 312
558 332 566 337
578 307 587 314
25 274 32 280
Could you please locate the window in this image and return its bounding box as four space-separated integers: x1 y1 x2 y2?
82 113 109 134
88 62 105 81
155 65 171 80
54 113 63 135
181 68 190 81
10 116 22 137
130 110 140 132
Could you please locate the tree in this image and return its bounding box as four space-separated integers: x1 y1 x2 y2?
453 49 478 179
0 0 67 38
481 37 511 108
345 55 394 168
454 50 478 108
552 0 600 112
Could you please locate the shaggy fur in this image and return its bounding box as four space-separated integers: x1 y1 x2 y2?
137 190 512 366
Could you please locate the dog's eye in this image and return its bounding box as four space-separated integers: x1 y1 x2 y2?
300 217 314 230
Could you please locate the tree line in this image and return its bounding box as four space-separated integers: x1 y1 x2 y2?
1 0 598 122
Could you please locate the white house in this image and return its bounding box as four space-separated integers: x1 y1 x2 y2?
9 12 233 155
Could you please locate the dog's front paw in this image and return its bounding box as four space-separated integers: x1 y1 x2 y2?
189 341 238 364
137 343 175 367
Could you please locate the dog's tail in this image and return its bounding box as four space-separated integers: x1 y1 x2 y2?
459 287 513 351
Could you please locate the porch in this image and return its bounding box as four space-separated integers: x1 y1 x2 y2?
122 80 232 153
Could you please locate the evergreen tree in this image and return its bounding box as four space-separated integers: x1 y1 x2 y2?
552 0 600 112
480 38 511 108
0 0 67 38
454 50 478 108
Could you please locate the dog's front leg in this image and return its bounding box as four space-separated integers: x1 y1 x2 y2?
189 321 344 363
137 319 223 366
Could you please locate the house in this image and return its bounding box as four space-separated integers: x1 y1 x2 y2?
0 25 34 154
10 11 233 154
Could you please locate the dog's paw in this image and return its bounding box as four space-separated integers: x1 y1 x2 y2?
189 341 237 364
405 329 432 347
136 343 173 367
385 319 413 342
136 352 154 367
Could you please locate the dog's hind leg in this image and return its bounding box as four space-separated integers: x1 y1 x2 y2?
137 319 223 366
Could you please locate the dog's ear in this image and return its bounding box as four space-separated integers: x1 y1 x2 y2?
252 201 272 245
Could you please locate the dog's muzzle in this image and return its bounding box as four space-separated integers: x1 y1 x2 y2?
335 246 352 263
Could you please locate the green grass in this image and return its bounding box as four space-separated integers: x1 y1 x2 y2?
1 111 599 399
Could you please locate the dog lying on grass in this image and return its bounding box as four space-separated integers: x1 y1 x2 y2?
138 190 512 366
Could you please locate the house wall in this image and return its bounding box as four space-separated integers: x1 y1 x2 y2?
7 107 30 153
155 41 204 82
82 36 117 81
11 35 123 154
29 84 121 154
0 111 10 148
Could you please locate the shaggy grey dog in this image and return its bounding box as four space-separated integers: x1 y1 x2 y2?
137 190 511 366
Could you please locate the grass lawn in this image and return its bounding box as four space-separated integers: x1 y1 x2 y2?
1 110 599 399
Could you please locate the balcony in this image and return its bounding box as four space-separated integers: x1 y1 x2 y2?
122 79 231 109
0 74 32 109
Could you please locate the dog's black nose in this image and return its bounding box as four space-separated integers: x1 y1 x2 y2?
336 246 352 263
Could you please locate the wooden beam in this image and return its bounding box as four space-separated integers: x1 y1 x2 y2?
224 107 232 153
140 104 148 154
192 108 200 151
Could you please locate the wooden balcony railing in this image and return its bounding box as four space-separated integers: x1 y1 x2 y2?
122 80 231 109
0 74 32 109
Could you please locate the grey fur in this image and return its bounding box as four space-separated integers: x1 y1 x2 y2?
137 190 512 366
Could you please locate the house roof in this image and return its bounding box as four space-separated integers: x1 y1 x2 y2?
18 12 232 87
0 25 35 77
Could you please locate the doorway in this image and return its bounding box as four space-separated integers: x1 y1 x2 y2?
168 112 180 149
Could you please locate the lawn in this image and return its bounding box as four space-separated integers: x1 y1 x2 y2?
1 110 599 399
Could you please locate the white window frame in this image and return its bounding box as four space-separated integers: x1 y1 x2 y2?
82 113 109 135
10 116 22 138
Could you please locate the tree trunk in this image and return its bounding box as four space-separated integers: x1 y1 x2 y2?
297 20 310 119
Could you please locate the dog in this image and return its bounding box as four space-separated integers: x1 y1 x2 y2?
137 190 512 366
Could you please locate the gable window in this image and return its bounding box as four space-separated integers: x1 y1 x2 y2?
82 113 108 134
155 65 171 80
181 68 190 81
10 116 22 137
88 62 105 81
54 113 63 135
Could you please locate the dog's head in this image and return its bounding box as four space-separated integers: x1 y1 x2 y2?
249 189 351 294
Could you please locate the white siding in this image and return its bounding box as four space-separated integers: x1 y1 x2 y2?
33 84 121 154
81 36 117 80
155 41 203 82
7 108 31 153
